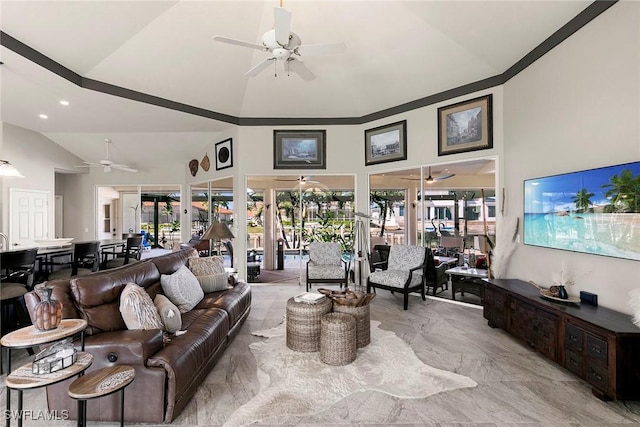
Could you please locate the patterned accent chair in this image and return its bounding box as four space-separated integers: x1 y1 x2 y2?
366 245 428 310
306 242 348 292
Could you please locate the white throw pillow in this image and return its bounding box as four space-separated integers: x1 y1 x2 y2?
197 273 229 293
119 283 163 330
154 294 182 333
189 256 226 276
160 265 204 313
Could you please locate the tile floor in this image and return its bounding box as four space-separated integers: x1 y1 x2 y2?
2 283 640 426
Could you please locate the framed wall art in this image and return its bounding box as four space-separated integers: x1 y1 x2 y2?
438 94 493 156
273 130 326 170
215 138 233 170
364 120 407 166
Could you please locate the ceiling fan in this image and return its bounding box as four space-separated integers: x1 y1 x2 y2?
275 175 318 184
213 3 346 81
76 139 138 173
403 167 455 184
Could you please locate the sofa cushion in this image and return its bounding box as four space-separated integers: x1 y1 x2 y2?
160 265 204 313
147 307 230 418
196 282 252 327
154 294 182 333
120 283 163 330
152 248 198 276
70 261 161 335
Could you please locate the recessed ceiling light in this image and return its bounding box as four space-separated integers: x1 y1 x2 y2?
39 114 48 119
59 100 69 106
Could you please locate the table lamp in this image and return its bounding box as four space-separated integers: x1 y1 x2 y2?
201 222 235 256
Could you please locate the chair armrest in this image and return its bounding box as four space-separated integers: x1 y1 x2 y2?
409 264 424 273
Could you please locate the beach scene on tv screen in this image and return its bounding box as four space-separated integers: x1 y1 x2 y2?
524 161 640 261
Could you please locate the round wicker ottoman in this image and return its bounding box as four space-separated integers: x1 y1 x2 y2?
320 312 357 366
333 303 370 348
286 297 332 352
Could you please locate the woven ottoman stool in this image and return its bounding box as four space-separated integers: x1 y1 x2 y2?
333 303 370 348
320 312 357 366
286 297 332 352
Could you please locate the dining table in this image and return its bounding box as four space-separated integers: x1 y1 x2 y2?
0 239 127 283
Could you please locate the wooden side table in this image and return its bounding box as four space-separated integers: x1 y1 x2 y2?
68 365 135 427
1 319 88 427
5 352 93 427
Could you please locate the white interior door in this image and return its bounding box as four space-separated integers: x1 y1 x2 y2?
10 188 50 246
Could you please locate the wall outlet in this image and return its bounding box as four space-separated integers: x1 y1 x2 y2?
85 227 89 233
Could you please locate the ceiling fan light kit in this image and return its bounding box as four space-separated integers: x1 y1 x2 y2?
213 5 345 81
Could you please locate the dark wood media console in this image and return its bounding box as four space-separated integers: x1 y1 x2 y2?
483 278 640 401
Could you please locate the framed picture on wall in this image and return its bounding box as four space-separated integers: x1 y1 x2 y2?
273 130 326 169
438 94 493 156
364 120 407 166
215 138 233 170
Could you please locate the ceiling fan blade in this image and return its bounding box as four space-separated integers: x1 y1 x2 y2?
297 42 346 56
434 173 455 181
112 164 138 173
244 57 276 77
213 35 266 51
288 59 315 82
274 7 292 46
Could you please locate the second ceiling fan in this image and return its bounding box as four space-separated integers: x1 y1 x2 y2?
213 3 346 81
403 167 455 184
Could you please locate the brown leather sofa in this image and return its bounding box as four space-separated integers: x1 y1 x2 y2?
24 248 251 423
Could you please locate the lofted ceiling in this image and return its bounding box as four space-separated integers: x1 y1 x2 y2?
0 0 595 168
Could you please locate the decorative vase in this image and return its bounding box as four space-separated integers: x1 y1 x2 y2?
557 285 569 300
34 287 63 331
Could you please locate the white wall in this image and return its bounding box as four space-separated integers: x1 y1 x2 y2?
63 154 186 241
503 1 640 314
0 123 85 238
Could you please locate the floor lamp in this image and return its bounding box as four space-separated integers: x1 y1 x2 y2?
201 222 235 258
352 211 371 289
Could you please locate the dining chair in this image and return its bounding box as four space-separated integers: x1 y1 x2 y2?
101 236 143 270
1 249 38 334
48 241 100 280
1 248 39 373
305 242 348 292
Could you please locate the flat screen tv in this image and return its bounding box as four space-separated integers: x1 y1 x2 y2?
523 161 640 261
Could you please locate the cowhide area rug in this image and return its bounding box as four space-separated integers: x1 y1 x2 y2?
224 320 477 426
